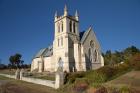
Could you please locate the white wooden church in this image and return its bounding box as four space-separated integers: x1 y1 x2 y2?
31 5 104 72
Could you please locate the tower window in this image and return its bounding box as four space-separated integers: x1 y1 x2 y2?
61 37 63 46
58 38 59 47
73 23 75 33
58 23 60 33
61 21 63 32
69 21 72 32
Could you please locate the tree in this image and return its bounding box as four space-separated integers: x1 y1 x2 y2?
104 50 112 65
123 46 140 61
129 53 140 70
9 53 24 68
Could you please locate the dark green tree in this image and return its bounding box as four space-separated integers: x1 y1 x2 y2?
104 50 112 65
123 46 140 61
9 53 24 68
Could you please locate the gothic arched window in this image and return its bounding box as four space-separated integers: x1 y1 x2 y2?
90 40 94 48
94 50 98 62
73 22 75 33
58 23 60 33
58 57 63 69
69 21 72 32
88 48 92 61
58 38 60 47
61 37 63 46
61 21 63 32
89 40 96 63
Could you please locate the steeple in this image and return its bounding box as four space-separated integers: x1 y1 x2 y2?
75 10 79 21
54 11 57 21
55 11 57 17
64 5 68 16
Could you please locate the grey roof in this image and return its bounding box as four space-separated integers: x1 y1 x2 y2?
43 45 53 57
34 45 53 58
80 27 92 43
79 31 85 40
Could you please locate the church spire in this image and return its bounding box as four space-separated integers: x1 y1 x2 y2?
75 10 79 21
64 4 68 16
54 11 58 21
55 11 57 17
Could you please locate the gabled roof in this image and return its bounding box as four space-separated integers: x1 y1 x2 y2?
79 31 85 40
33 45 53 59
43 45 53 57
80 27 92 44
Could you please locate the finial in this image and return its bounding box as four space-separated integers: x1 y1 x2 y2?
75 10 78 17
54 11 58 21
64 4 68 16
75 10 79 21
64 4 67 12
55 11 57 17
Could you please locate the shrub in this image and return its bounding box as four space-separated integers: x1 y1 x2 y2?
73 78 89 93
86 71 106 87
94 86 108 93
64 71 69 84
129 53 140 70
116 63 130 72
97 66 118 80
87 86 107 93
67 71 85 84
119 86 131 93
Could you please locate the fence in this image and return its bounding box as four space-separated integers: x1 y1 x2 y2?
0 70 63 89
0 73 15 79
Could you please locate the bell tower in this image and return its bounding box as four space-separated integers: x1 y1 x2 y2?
53 5 80 72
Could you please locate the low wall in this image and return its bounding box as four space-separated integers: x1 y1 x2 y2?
0 73 15 79
0 73 55 88
21 77 55 88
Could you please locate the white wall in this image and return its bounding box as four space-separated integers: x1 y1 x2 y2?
31 58 41 71
21 77 55 88
44 57 53 71
0 73 55 88
0 73 15 79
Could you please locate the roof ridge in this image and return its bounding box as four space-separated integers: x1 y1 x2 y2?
80 27 92 43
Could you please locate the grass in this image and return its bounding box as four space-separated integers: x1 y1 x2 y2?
0 69 15 75
0 66 140 93
105 71 140 91
0 75 57 93
27 72 55 81
35 75 55 81
0 75 11 80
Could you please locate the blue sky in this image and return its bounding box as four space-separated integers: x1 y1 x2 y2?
0 0 140 64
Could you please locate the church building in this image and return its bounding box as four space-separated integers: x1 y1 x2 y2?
31 6 104 72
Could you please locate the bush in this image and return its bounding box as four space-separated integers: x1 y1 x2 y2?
85 71 106 87
97 66 118 80
129 53 140 70
73 78 89 93
67 71 85 84
116 63 130 72
119 86 131 93
87 86 108 93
